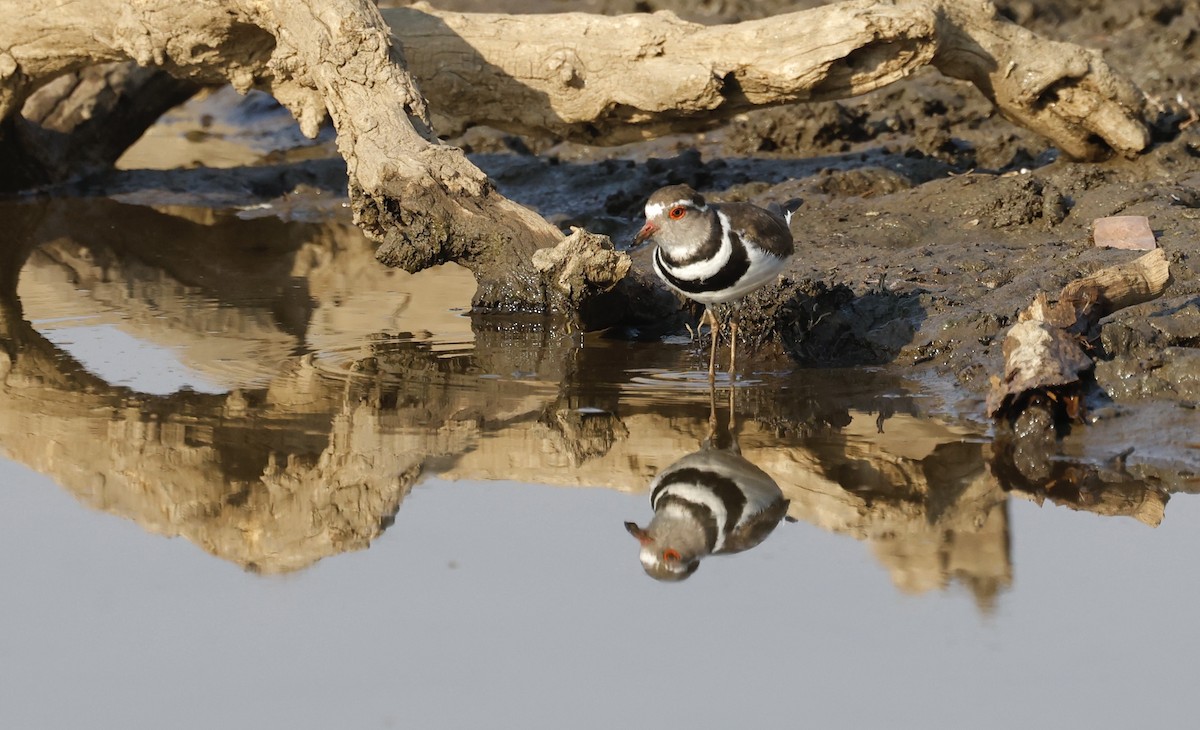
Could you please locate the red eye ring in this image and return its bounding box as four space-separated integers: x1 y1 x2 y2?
668 206 686 220
663 548 682 563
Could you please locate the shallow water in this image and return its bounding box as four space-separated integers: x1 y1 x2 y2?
2 198 1197 728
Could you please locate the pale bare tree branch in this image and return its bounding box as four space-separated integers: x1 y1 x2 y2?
386 0 1148 157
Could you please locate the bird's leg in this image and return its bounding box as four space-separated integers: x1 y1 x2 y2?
706 373 719 440
697 306 718 338
701 306 720 382
726 317 738 446
724 377 734 451
729 318 739 380
687 306 714 343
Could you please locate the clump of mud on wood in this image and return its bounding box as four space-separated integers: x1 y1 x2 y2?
531 227 679 331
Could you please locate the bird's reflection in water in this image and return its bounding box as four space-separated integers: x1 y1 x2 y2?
625 382 789 581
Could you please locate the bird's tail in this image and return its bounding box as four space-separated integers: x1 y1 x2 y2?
769 198 804 227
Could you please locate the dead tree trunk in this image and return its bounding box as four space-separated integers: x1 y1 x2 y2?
0 0 1151 317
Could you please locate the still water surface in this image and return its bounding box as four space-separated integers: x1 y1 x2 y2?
2 198 1196 729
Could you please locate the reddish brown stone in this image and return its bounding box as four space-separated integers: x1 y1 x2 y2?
1093 215 1156 250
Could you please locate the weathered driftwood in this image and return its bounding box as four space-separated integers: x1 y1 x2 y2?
987 248 1172 418
0 0 1150 315
385 0 1148 159
0 0 566 312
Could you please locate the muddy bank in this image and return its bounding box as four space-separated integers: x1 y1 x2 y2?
456 0 1200 473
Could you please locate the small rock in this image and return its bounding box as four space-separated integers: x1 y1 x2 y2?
1092 215 1156 250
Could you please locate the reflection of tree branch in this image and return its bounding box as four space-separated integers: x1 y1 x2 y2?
773 420 1011 609
990 441 1169 526
0 202 439 572
23 197 318 336
0 203 43 339
0 336 419 572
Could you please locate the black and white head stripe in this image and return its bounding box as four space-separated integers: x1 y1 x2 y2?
653 225 750 296
650 466 747 553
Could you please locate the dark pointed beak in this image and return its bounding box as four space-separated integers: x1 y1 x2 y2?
625 521 654 545
633 221 657 246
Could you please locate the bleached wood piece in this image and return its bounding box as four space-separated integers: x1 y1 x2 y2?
988 249 1171 416
384 0 1149 158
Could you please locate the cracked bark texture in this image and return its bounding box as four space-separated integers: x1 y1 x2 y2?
0 0 1150 315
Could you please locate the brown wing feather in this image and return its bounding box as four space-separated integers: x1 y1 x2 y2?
717 498 790 554
715 202 794 258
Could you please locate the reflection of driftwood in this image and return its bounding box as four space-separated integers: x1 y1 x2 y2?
1 1 1150 315
771 433 1011 610
992 449 1168 527
988 249 1172 418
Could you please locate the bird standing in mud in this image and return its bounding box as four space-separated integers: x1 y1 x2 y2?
634 184 797 379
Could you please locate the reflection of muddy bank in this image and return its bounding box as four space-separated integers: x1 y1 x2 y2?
0 198 1186 602
992 430 1171 527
